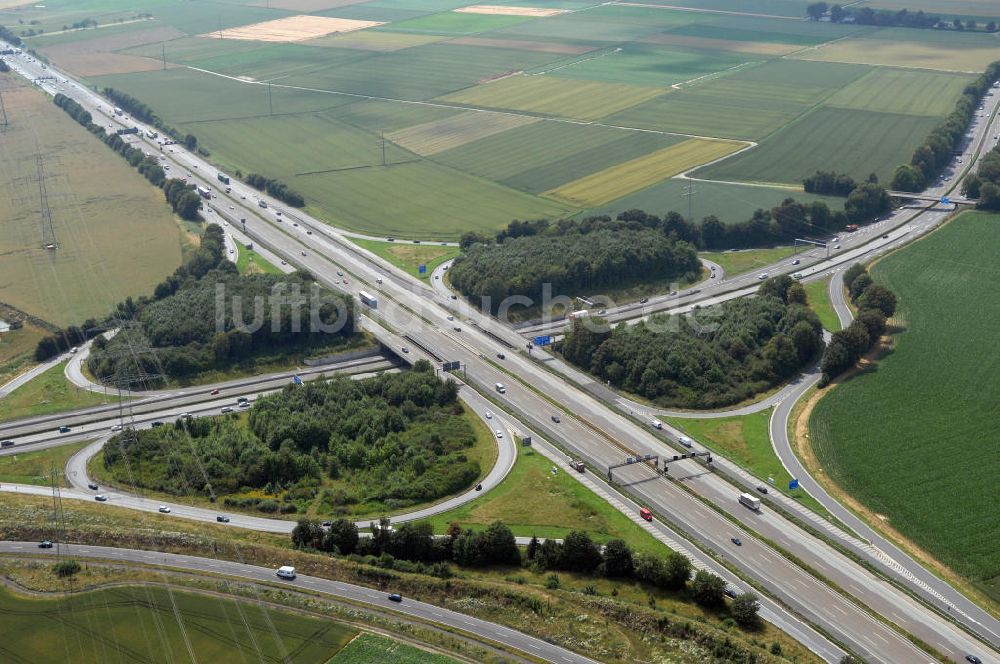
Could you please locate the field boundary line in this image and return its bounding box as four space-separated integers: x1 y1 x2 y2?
609 1 805 20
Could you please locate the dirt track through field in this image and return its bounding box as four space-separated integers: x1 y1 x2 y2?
454 4 567 17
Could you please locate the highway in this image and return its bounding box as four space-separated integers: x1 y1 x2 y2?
0 541 593 664
5 49 1000 663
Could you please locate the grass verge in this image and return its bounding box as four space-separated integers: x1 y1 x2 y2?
351 238 459 280
0 361 123 423
0 441 89 487
700 246 801 277
803 276 841 331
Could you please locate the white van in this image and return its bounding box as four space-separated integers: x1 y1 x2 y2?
679 436 693 448
650 419 663 430
495 383 506 394
276 566 296 579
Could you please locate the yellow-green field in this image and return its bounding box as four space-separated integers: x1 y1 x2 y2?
439 75 666 121
0 75 182 327
308 29 450 51
794 32 1000 72
386 110 539 156
544 138 746 207
823 67 974 116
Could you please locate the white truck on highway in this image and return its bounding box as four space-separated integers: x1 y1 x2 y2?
276 565 296 579
739 493 761 511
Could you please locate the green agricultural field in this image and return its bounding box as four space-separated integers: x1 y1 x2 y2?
584 179 843 224
423 446 665 556
279 42 562 101
0 361 122 423
332 97 463 133
854 0 1000 20
439 74 666 120
0 441 88 487
823 67 974 116
179 42 377 82
640 0 820 18
698 106 941 185
809 212 1000 601
0 75 182 328
376 11 531 35
606 59 869 140
330 633 459 664
307 29 450 51
537 43 749 88
0 584 354 664
386 110 539 156
432 121 684 194
497 15 666 42
545 138 746 206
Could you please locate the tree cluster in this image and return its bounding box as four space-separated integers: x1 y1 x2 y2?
451 216 700 311
162 177 202 220
819 264 897 384
245 173 305 208
803 170 857 196
560 278 823 408
891 60 1000 192
964 140 1000 209
87 266 356 382
103 366 476 511
0 25 23 46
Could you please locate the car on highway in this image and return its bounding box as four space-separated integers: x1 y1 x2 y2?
791 259 800 265
485 411 493 419
210 389 220 395
400 346 409 354
88 483 99 491
833 244 841 249
792 272 803 280
882 234 889 239
551 415 561 423
0 440 14 449
58 426 71 434
965 656 982 664
180 412 192 418
158 506 171 513
450 294 457 300
756 485 768 494
453 326 461 332
110 424 123 432
95 495 108 502
496 352 505 360
276 566 297 580
731 537 742 546
39 540 53 548
757 273 768 280
220 406 234 413
216 515 230 523
598 309 607 315
151 421 164 428
475 483 482 491
639 297 649 304
238 402 251 409
495 429 504 439
337 271 343 276
301 251 307 257
387 593 402 602
724 587 738 599
639 507 653 522
446 315 454 321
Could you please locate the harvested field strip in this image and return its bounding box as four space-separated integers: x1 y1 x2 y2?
387 110 539 155
439 74 665 120
454 4 568 16
792 32 1000 72
544 137 745 206
446 36 595 54
206 15 383 43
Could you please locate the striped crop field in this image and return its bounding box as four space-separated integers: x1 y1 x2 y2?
438 74 666 120
544 138 746 207
386 110 539 155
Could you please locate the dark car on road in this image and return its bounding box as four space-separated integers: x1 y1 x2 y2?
731 537 742 546
216 515 230 523
388 593 402 602
756 485 768 494
38 541 53 549
88 483 99 491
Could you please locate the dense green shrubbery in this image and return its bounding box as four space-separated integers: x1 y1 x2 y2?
450 216 700 311
103 365 478 509
559 277 823 408
819 264 897 384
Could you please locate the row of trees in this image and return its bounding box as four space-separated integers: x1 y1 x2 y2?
450 216 701 312
104 366 477 511
102 87 192 147
963 139 1000 208
807 3 998 31
891 60 1000 192
819 264 898 385
560 277 824 408
245 173 305 208
292 517 762 628
34 225 229 361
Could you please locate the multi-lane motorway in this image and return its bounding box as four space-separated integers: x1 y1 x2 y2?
4 48 1000 663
